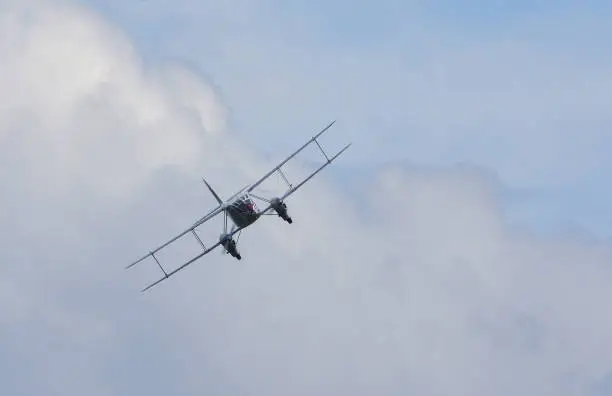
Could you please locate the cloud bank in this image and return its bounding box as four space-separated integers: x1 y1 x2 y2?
2 1 612 396
0 0 227 200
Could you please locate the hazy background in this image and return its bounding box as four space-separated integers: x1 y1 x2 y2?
2 0 612 395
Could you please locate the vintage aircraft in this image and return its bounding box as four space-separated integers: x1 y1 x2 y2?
126 120 351 291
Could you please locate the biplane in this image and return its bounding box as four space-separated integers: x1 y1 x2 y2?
126 120 351 291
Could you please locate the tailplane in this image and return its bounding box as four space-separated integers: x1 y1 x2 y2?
202 178 223 204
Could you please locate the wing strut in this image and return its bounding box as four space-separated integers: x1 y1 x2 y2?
247 121 351 213
314 139 330 162
140 225 244 292
247 120 336 194
278 168 292 189
275 142 351 206
151 253 168 278
191 230 206 250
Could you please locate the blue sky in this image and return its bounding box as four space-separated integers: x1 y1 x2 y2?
81 0 612 239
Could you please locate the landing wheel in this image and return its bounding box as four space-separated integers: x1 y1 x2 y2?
287 217 293 224
236 254 242 260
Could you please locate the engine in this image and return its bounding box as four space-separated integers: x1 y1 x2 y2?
270 197 292 223
219 233 241 260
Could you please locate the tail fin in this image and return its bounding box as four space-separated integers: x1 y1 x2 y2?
202 177 223 204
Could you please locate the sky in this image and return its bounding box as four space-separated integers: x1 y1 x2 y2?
2 0 612 395
87 0 612 237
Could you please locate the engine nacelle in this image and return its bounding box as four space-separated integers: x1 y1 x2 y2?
219 234 241 260
270 197 292 223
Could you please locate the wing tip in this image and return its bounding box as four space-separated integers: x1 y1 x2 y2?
332 142 352 160
125 255 147 270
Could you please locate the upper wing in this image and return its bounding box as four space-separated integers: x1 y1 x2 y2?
247 120 351 208
247 120 337 194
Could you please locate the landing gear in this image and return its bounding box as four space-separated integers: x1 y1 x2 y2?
270 197 292 224
220 234 241 260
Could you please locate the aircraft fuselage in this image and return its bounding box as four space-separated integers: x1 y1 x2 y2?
226 194 260 228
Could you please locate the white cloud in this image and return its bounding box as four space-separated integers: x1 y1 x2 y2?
141 165 612 396
3 1 612 396
0 0 227 199
0 1 229 394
